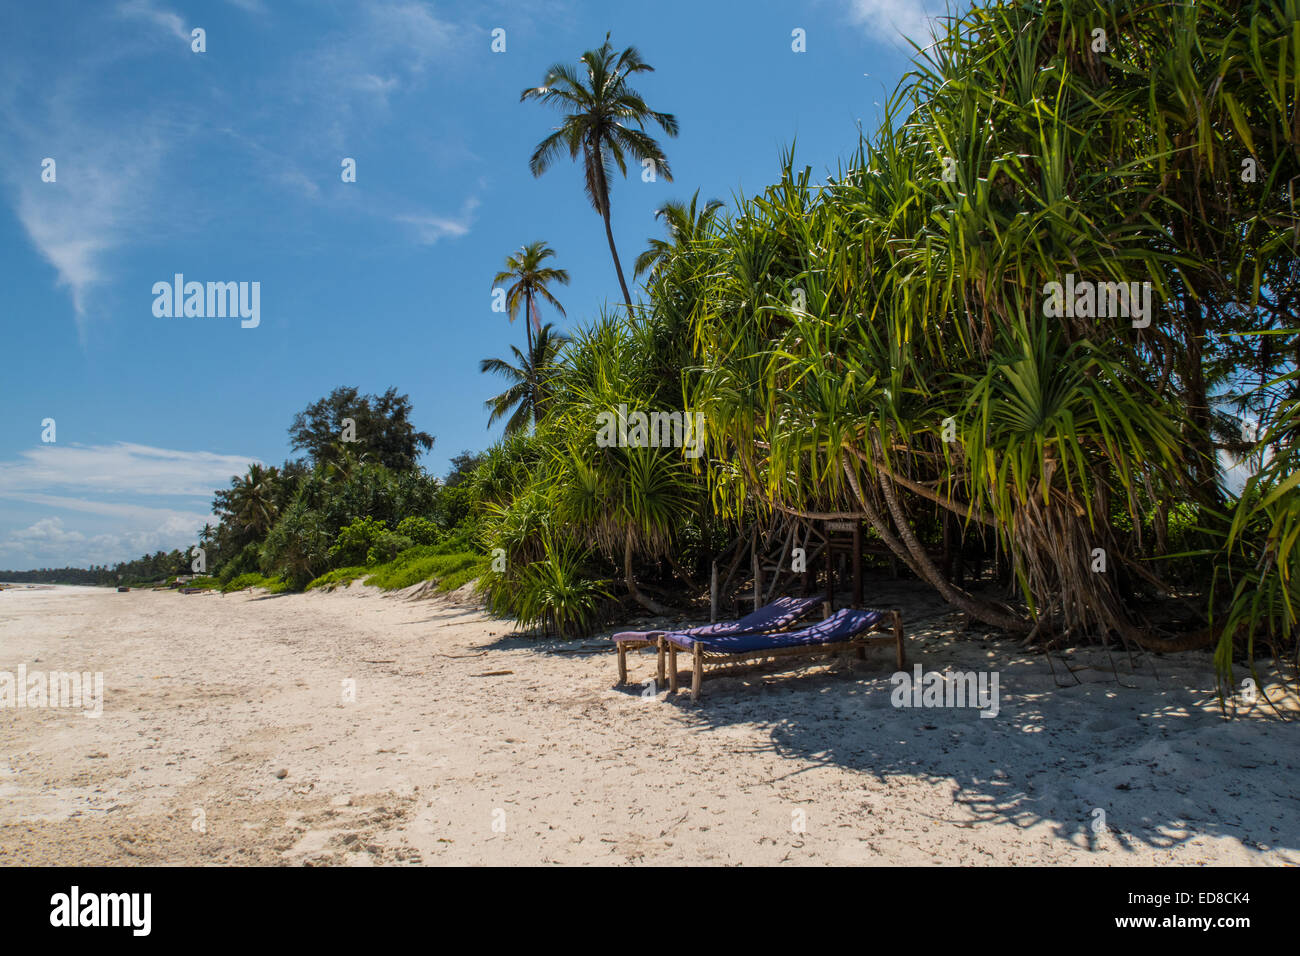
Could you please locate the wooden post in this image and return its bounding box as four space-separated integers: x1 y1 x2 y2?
669 643 679 693
691 643 704 701
617 644 628 685
752 531 761 614
893 610 906 669
656 637 666 687
852 518 863 608
801 530 812 596
824 528 834 610
710 559 719 624
942 511 953 581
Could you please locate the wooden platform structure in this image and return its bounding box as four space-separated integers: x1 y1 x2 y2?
709 515 875 620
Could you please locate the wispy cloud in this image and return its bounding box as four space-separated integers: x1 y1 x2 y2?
0 43 173 334
2 493 216 523
0 443 259 499
297 1 462 114
1 1 477 329
9 142 164 324
394 197 479 245
116 0 190 43
843 0 948 39
0 443 257 568
1 513 212 568
214 126 321 200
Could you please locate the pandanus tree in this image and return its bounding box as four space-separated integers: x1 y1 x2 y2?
546 318 700 615
318 440 373 483
679 0 1296 668
521 33 678 309
480 314 704 616
482 0 1296 674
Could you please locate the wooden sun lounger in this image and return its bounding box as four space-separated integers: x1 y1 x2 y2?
664 608 905 701
612 595 825 688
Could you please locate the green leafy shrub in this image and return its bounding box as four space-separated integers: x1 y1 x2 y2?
329 516 390 567
366 530 413 566
363 547 488 592
221 573 288 593
217 541 261 584
305 566 368 591
482 541 609 639
396 516 440 546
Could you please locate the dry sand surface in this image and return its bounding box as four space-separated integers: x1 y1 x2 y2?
0 581 1296 866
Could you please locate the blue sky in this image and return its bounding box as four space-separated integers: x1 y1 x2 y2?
0 0 947 569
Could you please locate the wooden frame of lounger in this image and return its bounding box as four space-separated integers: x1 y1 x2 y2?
615 598 823 687
615 637 667 687
664 609 905 702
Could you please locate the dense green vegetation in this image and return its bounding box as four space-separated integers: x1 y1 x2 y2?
170 386 484 595
474 2 1299 674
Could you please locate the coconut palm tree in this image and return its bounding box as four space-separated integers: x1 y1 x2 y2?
228 463 279 537
492 241 569 375
521 33 678 309
480 322 571 434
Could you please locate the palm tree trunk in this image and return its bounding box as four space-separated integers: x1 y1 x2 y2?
592 148 634 311
524 290 537 426
601 203 633 310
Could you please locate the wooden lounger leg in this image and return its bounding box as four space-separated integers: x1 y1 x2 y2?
893 610 906 669
669 643 679 693
656 638 666 688
617 643 628 685
691 644 703 702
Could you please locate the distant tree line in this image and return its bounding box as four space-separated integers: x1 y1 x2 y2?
4 387 486 590
0 551 192 586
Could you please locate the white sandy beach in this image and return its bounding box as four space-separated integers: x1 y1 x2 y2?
0 582 1296 866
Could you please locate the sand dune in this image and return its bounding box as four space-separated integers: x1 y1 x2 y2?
0 582 1296 865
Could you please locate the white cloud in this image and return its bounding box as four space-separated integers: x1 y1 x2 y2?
0 443 260 499
11 158 148 321
298 1 461 111
1 493 215 524
0 443 255 568
1 1 475 324
0 514 211 568
213 127 321 200
9 517 85 545
394 197 479 245
0 73 170 332
844 0 948 39
116 0 190 43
